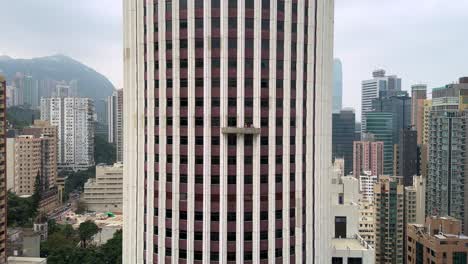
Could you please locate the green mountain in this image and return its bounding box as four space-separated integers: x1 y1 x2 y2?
0 54 115 100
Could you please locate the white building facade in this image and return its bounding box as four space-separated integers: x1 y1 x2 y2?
82 163 123 213
359 172 378 203
331 172 375 263
40 97 94 171
123 0 335 263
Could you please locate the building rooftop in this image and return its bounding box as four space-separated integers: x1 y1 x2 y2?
8 257 47 264
332 238 371 251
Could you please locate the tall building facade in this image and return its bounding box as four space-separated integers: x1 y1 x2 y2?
332 109 355 175
426 79 468 233
0 76 7 263
115 89 123 162
353 138 384 178
411 84 427 145
426 110 468 231
107 92 117 143
123 0 335 263
364 112 394 175
13 135 42 196
374 176 404 264
22 120 59 189
404 176 425 225
361 69 401 134
333 58 342 113
40 97 95 171
398 129 418 186
371 91 411 144
107 90 124 162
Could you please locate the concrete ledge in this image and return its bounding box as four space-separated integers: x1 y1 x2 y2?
221 127 261 135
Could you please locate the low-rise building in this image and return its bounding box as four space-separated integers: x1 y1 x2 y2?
82 163 123 213
407 216 468 264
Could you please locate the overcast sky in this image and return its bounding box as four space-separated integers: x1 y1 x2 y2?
1 0 467 120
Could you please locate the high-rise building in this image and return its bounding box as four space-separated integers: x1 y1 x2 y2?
22 120 59 189
123 0 335 263
82 163 123 213
374 176 404 264
331 172 375 263
12 135 42 196
407 216 468 264
0 75 7 262
404 176 425 225
332 109 355 175
398 129 419 186
115 89 123 162
411 84 427 145
333 58 343 113
359 172 378 203
361 69 401 134
420 99 432 178
426 79 468 233
23 75 39 109
353 137 384 178
371 90 411 144
107 92 117 143
364 112 394 175
40 97 95 171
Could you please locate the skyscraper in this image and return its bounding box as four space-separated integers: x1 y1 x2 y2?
371 90 411 144
333 58 342 113
361 69 401 134
40 97 95 171
365 112 394 175
123 0 335 263
426 78 468 233
332 108 355 175
411 84 427 145
398 129 418 186
0 76 7 263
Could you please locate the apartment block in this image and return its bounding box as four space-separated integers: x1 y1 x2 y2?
359 172 378 203
405 176 426 225
359 202 375 247
40 97 94 171
374 176 405 263
407 216 468 264
353 137 384 177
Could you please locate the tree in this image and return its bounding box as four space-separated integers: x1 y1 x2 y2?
100 230 122 263
7 191 38 227
78 220 100 248
94 136 116 165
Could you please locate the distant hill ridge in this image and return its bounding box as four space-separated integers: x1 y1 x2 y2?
0 54 115 100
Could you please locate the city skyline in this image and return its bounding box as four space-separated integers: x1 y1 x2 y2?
2 1 468 120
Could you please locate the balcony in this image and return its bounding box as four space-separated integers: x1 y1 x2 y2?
221 126 261 135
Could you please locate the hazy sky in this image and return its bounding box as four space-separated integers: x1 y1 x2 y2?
1 0 467 120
